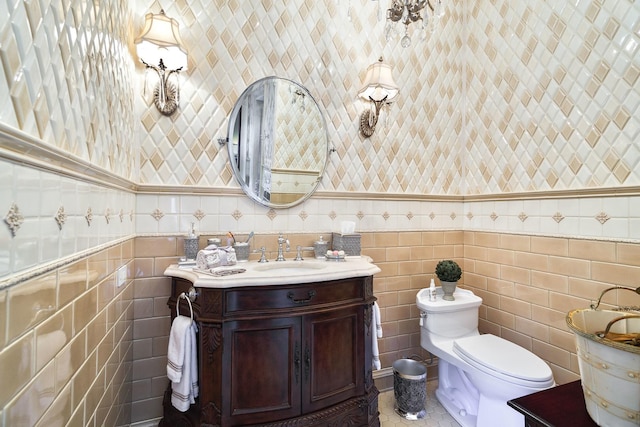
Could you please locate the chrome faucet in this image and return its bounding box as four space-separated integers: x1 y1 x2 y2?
257 246 269 263
275 233 290 261
294 245 315 261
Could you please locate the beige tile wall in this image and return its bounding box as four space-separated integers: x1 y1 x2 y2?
1 0 639 425
129 231 640 424
130 236 177 423
5 231 633 425
367 230 465 368
0 240 135 426
0 0 137 180
128 232 451 422
134 1 640 196
349 230 640 388
463 231 640 385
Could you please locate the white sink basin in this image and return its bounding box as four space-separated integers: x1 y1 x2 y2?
254 261 328 274
165 257 380 288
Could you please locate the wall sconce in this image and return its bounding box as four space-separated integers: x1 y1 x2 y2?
357 57 399 138
134 10 188 116
385 0 445 48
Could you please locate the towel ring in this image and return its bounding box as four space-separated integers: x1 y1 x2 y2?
178 292 194 323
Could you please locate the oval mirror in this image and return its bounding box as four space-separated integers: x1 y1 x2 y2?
227 77 329 208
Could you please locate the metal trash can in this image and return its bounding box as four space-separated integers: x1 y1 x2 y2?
392 358 427 420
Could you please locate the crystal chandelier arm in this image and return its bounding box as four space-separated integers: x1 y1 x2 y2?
384 0 442 47
387 1 405 22
408 0 428 14
425 0 435 12
406 10 423 24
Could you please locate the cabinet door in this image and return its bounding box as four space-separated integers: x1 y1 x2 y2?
303 306 364 413
223 316 302 425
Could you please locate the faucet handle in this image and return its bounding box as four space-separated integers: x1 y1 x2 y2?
294 246 315 261
257 246 268 263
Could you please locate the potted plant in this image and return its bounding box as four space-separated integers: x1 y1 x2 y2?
435 260 462 301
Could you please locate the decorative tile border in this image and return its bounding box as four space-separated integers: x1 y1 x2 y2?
0 159 136 279
595 212 610 224
132 192 639 243
55 206 66 230
86 207 93 226
151 209 164 221
4 202 24 237
194 209 206 221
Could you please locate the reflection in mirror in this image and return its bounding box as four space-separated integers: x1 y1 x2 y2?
227 77 329 208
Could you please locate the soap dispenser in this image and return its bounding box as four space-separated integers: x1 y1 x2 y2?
313 236 328 259
184 222 199 260
429 278 437 302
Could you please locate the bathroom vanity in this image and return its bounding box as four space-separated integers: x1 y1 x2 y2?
160 258 381 427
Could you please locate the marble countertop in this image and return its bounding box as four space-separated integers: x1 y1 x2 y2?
164 256 381 288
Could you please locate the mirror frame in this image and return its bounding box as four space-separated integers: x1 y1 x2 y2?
227 76 330 208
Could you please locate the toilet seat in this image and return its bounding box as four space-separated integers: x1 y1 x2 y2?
453 334 553 387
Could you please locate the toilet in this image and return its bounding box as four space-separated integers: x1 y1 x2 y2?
416 287 555 427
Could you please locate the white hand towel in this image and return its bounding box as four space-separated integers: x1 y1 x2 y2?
189 321 199 399
171 321 199 412
167 315 192 382
372 301 382 370
375 302 383 339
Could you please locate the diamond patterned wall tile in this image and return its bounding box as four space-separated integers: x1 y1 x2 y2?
465 0 640 194
0 0 638 198
137 0 466 195
0 0 137 180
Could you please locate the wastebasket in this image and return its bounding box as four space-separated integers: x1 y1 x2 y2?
392 358 427 420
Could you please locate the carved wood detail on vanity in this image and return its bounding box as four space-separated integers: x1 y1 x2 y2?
161 275 380 427
364 303 373 331
364 275 374 298
200 400 222 427
202 289 222 316
201 324 222 362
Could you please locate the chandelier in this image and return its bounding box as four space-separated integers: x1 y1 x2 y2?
384 0 444 48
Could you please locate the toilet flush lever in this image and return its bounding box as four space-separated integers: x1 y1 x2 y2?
419 311 427 327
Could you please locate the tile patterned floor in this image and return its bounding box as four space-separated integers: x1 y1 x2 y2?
379 381 459 427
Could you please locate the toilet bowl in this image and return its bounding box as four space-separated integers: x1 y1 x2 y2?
417 287 555 427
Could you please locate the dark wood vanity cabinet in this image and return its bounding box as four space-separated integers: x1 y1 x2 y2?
160 275 380 427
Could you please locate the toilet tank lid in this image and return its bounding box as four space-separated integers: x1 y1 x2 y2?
453 334 553 383
416 287 482 312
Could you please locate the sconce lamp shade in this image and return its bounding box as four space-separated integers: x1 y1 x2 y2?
357 57 399 137
135 10 188 71
134 9 188 116
358 58 398 102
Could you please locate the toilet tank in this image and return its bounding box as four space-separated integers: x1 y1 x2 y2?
416 287 483 338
